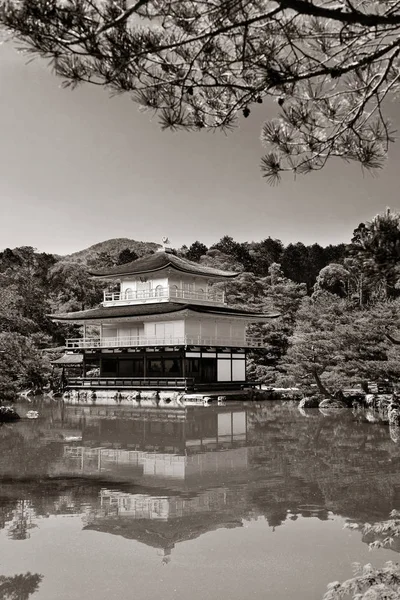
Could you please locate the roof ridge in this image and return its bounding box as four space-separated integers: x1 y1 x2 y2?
89 251 239 279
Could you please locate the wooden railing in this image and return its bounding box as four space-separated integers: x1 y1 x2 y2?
103 287 225 306
65 335 263 349
67 377 194 390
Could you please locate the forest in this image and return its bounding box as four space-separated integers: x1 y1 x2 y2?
0 207 399 400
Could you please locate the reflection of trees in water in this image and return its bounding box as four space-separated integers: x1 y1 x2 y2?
0 573 42 600
0 419 66 540
2 403 400 597
6 501 37 541
0 501 15 531
0 479 112 542
247 404 400 524
2 403 400 551
0 423 63 479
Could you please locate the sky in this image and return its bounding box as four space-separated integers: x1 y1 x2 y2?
0 42 400 256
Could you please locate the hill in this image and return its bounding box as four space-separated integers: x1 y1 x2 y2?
63 238 161 265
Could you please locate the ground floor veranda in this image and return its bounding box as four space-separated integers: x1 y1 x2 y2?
56 347 259 392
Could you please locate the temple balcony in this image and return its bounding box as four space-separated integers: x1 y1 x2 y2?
102 287 226 307
65 334 264 349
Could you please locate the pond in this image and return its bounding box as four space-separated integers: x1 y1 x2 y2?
0 400 399 600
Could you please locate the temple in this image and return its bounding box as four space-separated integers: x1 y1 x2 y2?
51 242 279 392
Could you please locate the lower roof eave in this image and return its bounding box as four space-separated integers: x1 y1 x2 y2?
49 301 281 323
51 308 280 325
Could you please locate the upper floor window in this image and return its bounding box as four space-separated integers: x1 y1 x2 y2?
125 288 133 299
155 285 164 298
182 282 194 298
170 285 179 297
137 280 150 298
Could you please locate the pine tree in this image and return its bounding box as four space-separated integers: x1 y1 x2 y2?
280 293 400 397
3 1 398 180
350 208 400 299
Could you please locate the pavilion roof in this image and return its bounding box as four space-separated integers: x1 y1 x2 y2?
84 512 244 552
51 353 84 365
89 251 239 279
49 302 280 323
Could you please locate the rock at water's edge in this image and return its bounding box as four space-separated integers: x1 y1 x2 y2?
388 403 400 427
299 396 319 409
319 399 347 409
0 406 20 422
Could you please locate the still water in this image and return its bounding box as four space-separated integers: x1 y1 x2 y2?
0 400 399 600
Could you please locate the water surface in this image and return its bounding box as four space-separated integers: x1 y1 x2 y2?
0 401 399 600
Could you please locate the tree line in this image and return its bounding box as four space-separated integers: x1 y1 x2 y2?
0 208 399 399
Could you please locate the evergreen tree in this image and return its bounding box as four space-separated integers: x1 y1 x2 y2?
0 247 54 334
323 244 347 265
185 241 208 263
2 1 399 180
199 248 245 273
86 250 116 270
247 263 307 382
211 236 254 271
48 261 102 312
281 242 309 286
0 332 51 398
306 243 329 292
250 237 284 277
313 264 350 298
280 293 400 397
117 248 138 265
324 511 400 599
350 208 400 298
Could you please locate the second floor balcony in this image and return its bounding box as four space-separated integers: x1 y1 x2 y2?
65 334 264 349
103 286 226 307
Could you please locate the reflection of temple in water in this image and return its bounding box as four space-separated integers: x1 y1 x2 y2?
46 405 257 555
4 402 400 556
56 407 249 485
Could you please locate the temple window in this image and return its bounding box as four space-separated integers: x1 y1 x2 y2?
155 285 164 298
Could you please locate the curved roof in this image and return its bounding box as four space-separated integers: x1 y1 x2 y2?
51 353 84 365
89 251 239 279
85 512 243 552
50 302 280 322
